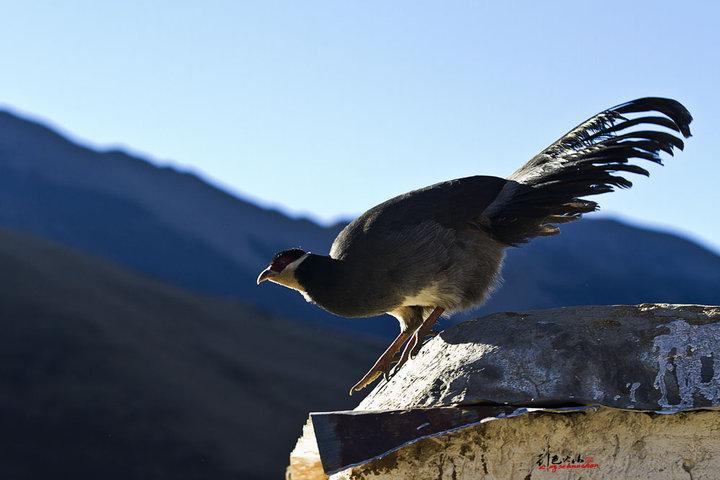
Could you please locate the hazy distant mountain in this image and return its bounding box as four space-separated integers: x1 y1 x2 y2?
0 228 379 479
481 218 720 314
0 108 718 338
0 109 356 328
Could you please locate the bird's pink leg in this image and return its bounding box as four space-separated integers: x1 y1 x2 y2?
393 306 444 375
349 328 413 395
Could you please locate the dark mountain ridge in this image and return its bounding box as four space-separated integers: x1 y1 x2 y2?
0 227 378 479
0 109 351 328
483 218 720 314
1 108 718 337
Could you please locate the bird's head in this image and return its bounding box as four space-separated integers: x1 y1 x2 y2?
256 248 310 291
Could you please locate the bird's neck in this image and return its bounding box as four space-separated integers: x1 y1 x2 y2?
294 254 344 293
294 254 371 317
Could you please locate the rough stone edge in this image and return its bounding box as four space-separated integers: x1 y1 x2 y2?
331 406 720 480
358 304 720 411
287 418 328 480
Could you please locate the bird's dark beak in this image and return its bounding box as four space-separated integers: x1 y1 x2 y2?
256 267 277 285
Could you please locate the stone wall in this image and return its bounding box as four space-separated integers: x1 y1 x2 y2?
331 407 720 479
288 304 720 480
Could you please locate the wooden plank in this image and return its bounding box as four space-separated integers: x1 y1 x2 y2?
311 405 519 475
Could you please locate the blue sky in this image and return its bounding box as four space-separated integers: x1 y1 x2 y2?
1 1 718 251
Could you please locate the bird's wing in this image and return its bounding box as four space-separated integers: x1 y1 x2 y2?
330 175 507 260
484 97 692 245
332 98 692 256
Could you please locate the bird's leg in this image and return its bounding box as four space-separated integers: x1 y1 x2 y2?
349 328 413 395
392 307 444 375
410 306 444 358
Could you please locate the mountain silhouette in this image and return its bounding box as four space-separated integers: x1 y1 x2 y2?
0 109 360 330
0 108 718 335
0 228 379 479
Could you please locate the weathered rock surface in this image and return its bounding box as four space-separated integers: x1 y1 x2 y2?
290 304 720 479
359 304 720 412
332 407 720 480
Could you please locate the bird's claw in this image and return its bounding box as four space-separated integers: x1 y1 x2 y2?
349 328 414 395
411 329 437 358
382 362 394 382
391 333 417 376
349 307 444 395
349 370 382 395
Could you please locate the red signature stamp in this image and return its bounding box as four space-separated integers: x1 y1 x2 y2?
536 451 600 473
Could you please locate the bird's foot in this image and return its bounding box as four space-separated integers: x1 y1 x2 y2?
349 329 412 395
390 307 445 376
349 307 444 395
410 330 440 360
390 333 418 377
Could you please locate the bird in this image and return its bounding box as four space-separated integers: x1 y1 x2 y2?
256 97 692 395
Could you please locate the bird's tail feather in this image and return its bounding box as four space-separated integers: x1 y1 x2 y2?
485 97 692 246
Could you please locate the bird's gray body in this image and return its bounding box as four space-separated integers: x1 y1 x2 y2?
319 177 507 327
285 97 693 333
260 97 693 393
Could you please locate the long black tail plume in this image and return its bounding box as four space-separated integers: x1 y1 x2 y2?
486 97 692 246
